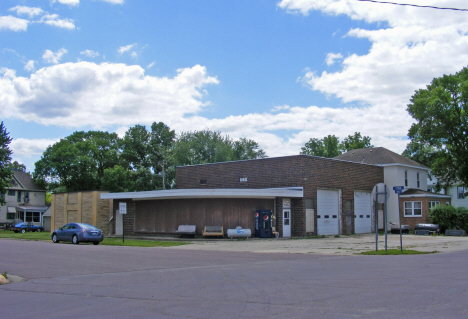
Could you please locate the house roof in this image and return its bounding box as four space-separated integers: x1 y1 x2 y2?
334 147 428 170
399 188 451 199
101 187 304 201
10 171 46 191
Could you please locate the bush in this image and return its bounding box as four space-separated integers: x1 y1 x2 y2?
430 206 468 232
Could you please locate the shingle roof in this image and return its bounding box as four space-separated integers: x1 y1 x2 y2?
334 147 428 169
12 171 46 191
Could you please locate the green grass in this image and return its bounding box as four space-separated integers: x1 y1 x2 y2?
360 249 438 255
0 230 50 240
0 230 188 247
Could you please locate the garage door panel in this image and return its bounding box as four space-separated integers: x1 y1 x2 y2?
317 190 339 235
354 192 372 234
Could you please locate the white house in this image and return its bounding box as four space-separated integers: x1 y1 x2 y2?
335 147 431 229
427 177 467 209
0 170 48 226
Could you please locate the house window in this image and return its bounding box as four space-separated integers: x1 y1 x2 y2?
239 177 248 182
428 201 440 209
8 190 15 196
17 191 21 202
24 191 29 202
417 172 420 188
199 179 207 185
457 187 464 199
404 201 422 217
427 188 433 193
405 171 408 187
25 211 41 222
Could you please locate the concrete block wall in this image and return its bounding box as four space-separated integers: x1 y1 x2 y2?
51 191 112 234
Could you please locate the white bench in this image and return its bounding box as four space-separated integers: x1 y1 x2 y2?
176 225 196 237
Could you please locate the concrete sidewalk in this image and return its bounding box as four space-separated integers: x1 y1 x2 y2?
169 233 468 255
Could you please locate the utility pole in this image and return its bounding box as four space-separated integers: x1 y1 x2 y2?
158 161 166 190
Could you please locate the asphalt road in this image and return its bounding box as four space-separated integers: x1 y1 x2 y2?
1 239 468 319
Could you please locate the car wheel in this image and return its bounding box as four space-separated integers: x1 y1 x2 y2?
72 235 79 245
93 242 99 245
21 229 26 234
36 228 42 232
52 234 59 243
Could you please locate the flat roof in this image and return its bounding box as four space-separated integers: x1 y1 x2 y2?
101 187 304 201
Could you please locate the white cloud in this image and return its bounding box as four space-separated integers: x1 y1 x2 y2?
99 0 124 4
42 48 68 64
51 0 80 6
80 50 100 58
24 60 35 72
0 16 29 32
147 61 156 69
9 6 44 18
0 62 219 129
39 14 75 29
118 44 136 54
275 0 468 154
130 52 138 59
10 138 58 158
325 52 343 66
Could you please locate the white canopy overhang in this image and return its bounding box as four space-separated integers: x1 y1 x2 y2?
101 187 304 201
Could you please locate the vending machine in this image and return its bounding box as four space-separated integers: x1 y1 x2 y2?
254 210 261 238
260 210 272 238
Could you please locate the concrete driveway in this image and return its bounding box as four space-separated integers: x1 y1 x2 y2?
170 233 468 255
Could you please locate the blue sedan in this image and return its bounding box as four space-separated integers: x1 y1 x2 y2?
12 222 44 233
52 223 104 245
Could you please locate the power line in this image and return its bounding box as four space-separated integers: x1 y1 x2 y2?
355 0 468 11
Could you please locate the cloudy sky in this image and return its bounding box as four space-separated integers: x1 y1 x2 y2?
1 0 468 172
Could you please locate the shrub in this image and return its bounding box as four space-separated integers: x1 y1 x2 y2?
430 205 468 232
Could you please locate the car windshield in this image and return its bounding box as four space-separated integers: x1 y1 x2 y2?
79 224 98 230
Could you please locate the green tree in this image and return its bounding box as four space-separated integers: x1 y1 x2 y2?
34 131 121 192
7 161 26 172
120 125 151 169
0 122 13 205
172 130 266 166
101 165 133 192
339 132 373 152
300 135 340 158
406 66 468 188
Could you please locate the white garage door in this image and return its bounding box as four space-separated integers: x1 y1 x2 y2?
317 189 340 235
354 191 372 234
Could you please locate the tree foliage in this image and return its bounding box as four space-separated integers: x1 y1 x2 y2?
34 123 265 192
406 66 468 188
172 130 266 166
429 205 468 232
300 132 373 157
0 122 13 205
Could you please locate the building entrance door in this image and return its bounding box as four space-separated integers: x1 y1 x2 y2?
283 209 291 237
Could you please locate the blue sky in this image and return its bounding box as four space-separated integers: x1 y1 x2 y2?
1 0 468 172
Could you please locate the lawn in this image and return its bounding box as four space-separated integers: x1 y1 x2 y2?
0 230 188 247
360 249 437 255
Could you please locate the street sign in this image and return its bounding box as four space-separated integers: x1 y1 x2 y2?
393 186 404 194
119 202 127 214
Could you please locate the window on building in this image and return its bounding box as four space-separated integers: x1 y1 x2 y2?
25 211 41 222
17 191 21 202
428 201 440 209
199 179 207 185
8 190 15 196
417 172 420 188
6 207 15 220
305 199 314 209
404 201 422 217
457 187 464 199
405 171 408 187
239 177 248 182
427 188 433 193
24 191 29 202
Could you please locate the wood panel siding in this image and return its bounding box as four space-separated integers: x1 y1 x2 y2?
134 198 273 235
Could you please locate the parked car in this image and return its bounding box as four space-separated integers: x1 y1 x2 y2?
11 222 44 233
51 223 104 245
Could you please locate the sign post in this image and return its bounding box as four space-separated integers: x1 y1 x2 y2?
119 202 127 243
393 186 404 252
